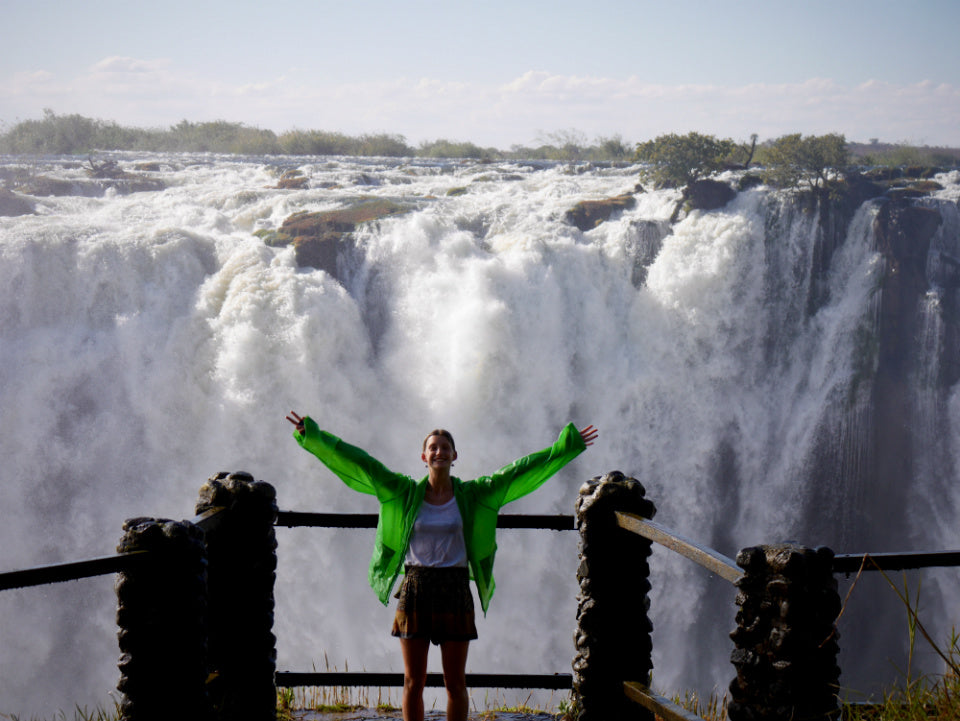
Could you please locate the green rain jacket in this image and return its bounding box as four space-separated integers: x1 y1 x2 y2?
294 418 586 614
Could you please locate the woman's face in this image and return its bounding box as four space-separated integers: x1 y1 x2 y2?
422 434 457 471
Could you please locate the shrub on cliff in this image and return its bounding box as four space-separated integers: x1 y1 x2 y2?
634 132 740 188
759 133 850 190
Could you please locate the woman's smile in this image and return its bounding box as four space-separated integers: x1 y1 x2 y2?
423 436 457 468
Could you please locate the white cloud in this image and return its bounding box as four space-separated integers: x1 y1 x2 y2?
2 60 958 147
90 57 171 74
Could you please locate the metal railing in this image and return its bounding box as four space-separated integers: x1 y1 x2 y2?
273 510 577 690
613 511 960 721
0 507 225 591
0 506 574 694
7 488 960 719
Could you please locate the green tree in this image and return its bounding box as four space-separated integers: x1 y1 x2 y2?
634 132 738 188
418 138 495 160
593 134 631 161
761 133 849 189
536 129 589 161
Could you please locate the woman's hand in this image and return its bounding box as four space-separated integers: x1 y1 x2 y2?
286 411 305 433
580 425 598 447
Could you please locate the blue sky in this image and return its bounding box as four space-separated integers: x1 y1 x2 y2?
3 0 959 147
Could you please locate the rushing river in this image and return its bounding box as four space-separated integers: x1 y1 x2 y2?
1 153 958 716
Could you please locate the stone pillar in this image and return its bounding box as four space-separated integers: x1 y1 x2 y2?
196 471 279 721
729 544 842 721
116 518 209 721
573 471 657 721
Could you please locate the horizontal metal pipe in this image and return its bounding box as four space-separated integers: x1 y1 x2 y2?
275 671 572 689
832 550 960 574
0 550 149 591
275 511 575 531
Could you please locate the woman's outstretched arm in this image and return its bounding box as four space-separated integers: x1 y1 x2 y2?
479 422 596 507
285 411 413 499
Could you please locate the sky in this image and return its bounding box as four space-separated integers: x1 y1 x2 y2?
2 0 960 149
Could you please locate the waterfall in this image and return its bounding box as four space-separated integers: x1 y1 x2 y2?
0 154 957 715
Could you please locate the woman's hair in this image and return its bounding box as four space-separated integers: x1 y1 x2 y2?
422 428 456 452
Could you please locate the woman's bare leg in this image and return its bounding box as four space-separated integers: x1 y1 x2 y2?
401 637 430 721
440 640 470 721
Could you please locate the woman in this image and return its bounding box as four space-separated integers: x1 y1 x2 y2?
286 411 597 721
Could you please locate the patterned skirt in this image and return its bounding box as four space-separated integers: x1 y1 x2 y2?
391 565 478 645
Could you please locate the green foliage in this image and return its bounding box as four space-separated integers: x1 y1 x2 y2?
4 114 955 171
354 133 413 157
535 129 589 161
510 130 632 162
277 129 354 155
850 141 960 168
840 633 960 719
0 112 281 155
0 699 122 721
158 120 281 154
0 109 144 154
833 561 960 719
277 130 414 157
758 132 850 190
633 132 739 188
418 138 494 159
276 688 295 720
669 689 728 720
595 134 631 160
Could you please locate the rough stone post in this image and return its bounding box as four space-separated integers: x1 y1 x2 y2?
573 471 657 721
196 471 279 721
116 517 209 721
729 544 842 721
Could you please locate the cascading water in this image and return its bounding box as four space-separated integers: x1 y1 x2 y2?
0 154 957 716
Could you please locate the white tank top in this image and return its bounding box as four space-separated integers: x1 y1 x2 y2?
405 496 468 568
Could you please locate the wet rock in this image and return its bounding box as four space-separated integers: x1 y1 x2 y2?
0 187 36 216
16 174 165 197
565 192 637 231
259 198 409 273
86 157 124 179
686 178 737 211
624 219 669 287
276 169 309 189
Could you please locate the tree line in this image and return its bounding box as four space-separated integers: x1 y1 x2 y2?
635 131 960 191
1 111 957 179
634 131 855 191
0 111 632 161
